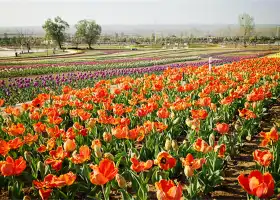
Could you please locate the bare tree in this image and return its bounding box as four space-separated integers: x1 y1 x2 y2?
17 30 36 53
239 13 255 47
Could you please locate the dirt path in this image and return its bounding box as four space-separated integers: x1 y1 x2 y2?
210 99 280 199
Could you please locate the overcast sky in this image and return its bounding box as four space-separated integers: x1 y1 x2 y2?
0 0 279 26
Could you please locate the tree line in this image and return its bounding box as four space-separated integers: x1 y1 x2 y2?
0 13 279 51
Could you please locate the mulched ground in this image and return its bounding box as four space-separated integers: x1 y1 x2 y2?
210 99 280 200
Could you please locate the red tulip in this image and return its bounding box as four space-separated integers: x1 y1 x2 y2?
253 149 273 167
0 156 26 176
214 123 229 134
238 170 274 199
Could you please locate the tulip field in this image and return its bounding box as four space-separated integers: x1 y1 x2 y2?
0 49 280 200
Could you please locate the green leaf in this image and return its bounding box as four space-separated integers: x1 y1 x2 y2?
104 183 111 200
120 189 134 200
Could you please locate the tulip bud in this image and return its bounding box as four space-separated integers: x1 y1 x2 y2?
24 151 32 163
103 132 112 142
244 102 250 109
94 146 103 158
185 118 191 127
88 118 96 128
173 117 180 125
170 112 175 120
171 140 178 151
210 103 217 111
184 166 194 177
37 161 46 176
63 139 76 152
23 196 31 200
116 174 127 188
246 134 252 141
252 102 257 110
209 133 215 147
104 153 114 161
234 123 242 131
165 139 172 151
130 152 137 158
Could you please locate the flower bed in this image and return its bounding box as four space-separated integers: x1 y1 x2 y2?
0 56 200 78
0 55 263 105
0 57 279 199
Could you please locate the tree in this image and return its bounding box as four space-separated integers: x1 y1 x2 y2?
75 20 101 49
71 35 82 49
42 16 69 49
238 13 255 47
17 30 36 53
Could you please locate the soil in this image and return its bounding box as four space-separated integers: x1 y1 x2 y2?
210 99 280 200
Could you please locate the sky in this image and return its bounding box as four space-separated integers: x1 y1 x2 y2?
0 0 279 26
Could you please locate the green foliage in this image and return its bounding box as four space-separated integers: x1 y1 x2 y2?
42 16 69 49
75 20 102 49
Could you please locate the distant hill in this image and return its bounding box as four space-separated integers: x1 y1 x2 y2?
0 24 279 37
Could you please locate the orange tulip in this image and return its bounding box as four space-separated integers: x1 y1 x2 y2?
6 123 25 136
89 159 118 185
238 170 274 199
220 96 234 105
0 140 10 156
214 144 226 158
33 122 46 133
91 139 102 150
45 146 68 171
238 108 257 119
103 132 112 142
214 123 229 134
0 156 26 176
130 157 153 173
155 179 183 200
196 97 211 107
259 127 279 147
155 151 177 170
191 109 208 120
8 137 24 150
112 125 129 139
32 97 44 108
253 149 273 167
70 145 91 164
24 133 38 146
185 118 200 132
39 188 52 200
63 139 76 152
157 107 170 119
193 138 213 154
58 171 77 186
33 174 66 189
136 108 148 117
181 153 206 170
0 99 4 107
153 122 168 132
38 145 47 153
46 138 56 151
62 85 72 94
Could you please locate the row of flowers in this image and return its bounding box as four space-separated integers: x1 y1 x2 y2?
0 55 267 105
0 56 200 78
0 57 279 199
